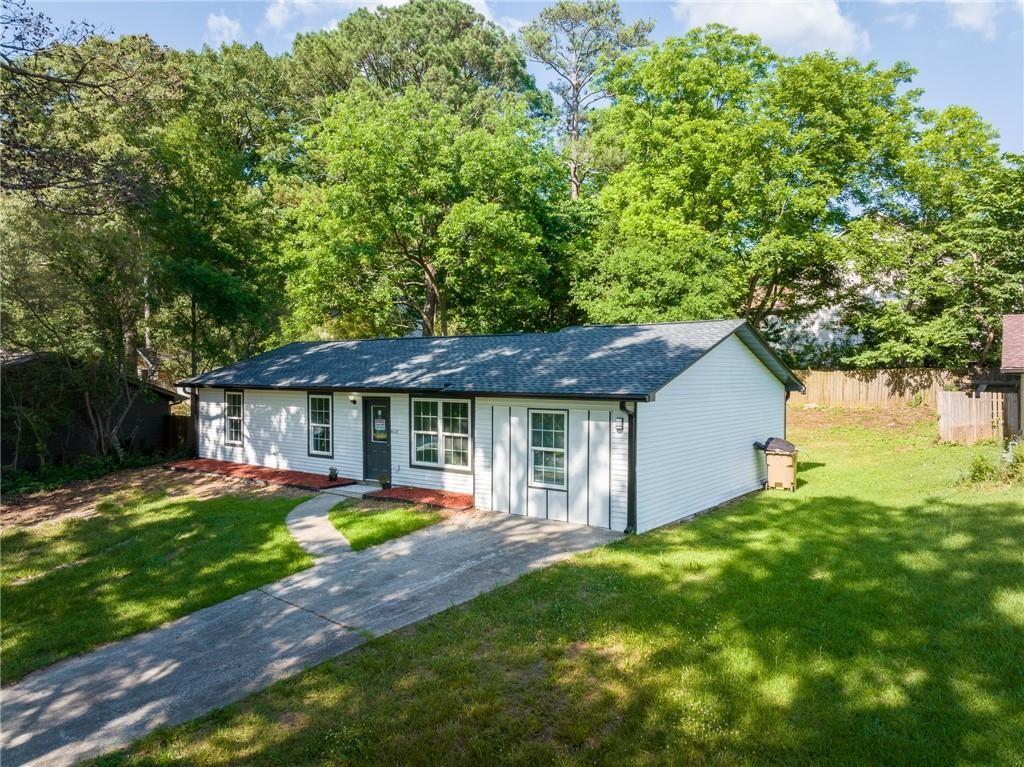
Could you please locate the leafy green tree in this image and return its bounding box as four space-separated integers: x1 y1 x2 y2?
143 44 293 381
522 0 652 198
282 86 566 338
289 0 538 115
839 153 1022 369
1 1 172 212
578 25 918 327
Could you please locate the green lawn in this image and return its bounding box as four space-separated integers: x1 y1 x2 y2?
1 489 311 684
97 412 1024 765
328 502 443 551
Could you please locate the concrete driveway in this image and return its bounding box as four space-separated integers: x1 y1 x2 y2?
1 510 620 767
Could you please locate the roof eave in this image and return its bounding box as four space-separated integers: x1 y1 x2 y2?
177 381 652 402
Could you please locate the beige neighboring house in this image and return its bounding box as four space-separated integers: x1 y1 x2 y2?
1002 314 1024 434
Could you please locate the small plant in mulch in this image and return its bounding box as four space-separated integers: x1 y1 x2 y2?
377 472 391 489
328 466 338 481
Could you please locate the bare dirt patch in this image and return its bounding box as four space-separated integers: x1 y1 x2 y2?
1 466 305 528
788 404 936 432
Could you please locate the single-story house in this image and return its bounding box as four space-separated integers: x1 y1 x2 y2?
181 320 803 533
1001 314 1024 433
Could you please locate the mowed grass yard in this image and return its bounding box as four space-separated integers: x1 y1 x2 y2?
329 501 443 551
94 411 1023 765
1 477 312 684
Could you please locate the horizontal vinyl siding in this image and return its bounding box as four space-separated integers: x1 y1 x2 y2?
477 397 630 530
389 393 473 495
635 334 785 533
198 388 361 478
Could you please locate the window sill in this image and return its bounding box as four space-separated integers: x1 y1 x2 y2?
409 461 473 475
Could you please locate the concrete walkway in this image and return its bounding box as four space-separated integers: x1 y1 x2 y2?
1 500 621 767
285 493 351 559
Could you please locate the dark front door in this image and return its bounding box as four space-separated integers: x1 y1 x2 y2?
363 397 391 482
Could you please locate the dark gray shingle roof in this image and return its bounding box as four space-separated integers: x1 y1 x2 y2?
181 320 802 399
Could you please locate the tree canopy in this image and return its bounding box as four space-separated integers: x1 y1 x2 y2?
2 0 1021 467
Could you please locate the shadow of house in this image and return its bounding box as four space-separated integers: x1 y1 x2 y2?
1 351 185 470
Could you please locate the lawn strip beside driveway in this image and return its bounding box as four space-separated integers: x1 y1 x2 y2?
1 508 620 767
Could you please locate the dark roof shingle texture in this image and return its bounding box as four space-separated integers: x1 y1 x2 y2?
183 320 800 398
1002 314 1024 372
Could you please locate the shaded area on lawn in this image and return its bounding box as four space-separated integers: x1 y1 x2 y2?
1 490 312 684
328 502 443 551
97 415 1024 766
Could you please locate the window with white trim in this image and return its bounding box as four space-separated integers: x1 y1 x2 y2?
530 410 565 487
225 391 243 445
412 399 470 468
309 394 332 456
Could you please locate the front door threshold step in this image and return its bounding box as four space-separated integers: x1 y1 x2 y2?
322 482 381 499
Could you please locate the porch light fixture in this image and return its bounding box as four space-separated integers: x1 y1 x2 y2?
348 394 358 405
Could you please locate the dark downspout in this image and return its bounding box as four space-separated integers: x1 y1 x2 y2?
622 400 638 534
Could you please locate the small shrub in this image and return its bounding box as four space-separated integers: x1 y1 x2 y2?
328 466 339 481
908 391 924 408
965 454 998 484
1004 442 1024 482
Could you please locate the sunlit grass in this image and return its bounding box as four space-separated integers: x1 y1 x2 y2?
1 490 311 684
328 502 442 551
96 412 1024 765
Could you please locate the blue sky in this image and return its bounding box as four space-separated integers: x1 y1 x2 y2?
38 0 1024 151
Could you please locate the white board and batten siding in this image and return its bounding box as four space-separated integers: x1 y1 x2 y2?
474 398 630 531
635 333 785 533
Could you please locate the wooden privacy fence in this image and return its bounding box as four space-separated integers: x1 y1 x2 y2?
790 369 953 408
937 391 1020 444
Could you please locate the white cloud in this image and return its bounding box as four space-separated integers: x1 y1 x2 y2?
206 12 241 45
264 0 404 32
945 0 999 37
673 0 869 54
882 11 917 29
498 16 526 33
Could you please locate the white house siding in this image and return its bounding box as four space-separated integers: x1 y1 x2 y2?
475 397 630 531
197 388 362 478
386 393 473 495
635 334 785 533
198 388 627 525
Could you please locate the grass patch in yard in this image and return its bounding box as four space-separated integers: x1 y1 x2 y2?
96 412 1024 766
1 490 311 684
328 502 442 551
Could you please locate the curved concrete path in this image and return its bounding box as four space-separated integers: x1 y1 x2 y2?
1 499 621 767
285 493 351 559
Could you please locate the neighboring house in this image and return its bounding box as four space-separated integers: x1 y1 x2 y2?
1001 314 1024 434
1 351 185 470
181 320 803 533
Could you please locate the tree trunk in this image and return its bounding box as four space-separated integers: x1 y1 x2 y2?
190 296 199 456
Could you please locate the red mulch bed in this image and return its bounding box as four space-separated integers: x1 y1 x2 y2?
367 486 474 511
167 458 356 492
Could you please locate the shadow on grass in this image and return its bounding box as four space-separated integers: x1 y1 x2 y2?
1 490 311 684
98 489 1024 766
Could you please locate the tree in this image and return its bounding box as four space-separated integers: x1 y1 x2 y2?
282 86 566 338
838 154 1022 370
288 0 538 116
577 25 918 328
521 0 651 198
1 0 172 211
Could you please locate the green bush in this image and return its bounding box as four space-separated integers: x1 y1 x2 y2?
1005 442 1024 482
1 452 180 498
965 454 998 483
